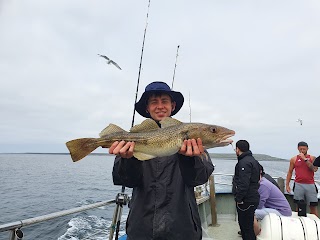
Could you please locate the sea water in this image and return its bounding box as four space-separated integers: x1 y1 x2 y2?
0 153 314 240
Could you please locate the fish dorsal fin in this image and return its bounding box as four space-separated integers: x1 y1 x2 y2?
160 117 182 128
133 152 157 161
99 124 126 137
130 119 160 133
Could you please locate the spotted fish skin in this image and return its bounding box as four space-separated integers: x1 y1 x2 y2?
66 117 235 162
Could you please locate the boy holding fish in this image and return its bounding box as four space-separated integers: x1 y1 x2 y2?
110 81 215 240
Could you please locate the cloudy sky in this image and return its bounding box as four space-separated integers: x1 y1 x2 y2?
1 0 319 159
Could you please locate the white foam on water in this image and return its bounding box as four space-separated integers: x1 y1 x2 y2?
58 214 128 240
58 215 110 240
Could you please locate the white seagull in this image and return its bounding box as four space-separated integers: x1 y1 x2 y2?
98 54 122 70
296 119 303 126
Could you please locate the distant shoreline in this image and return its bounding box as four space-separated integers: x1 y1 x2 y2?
0 152 288 161
208 153 288 161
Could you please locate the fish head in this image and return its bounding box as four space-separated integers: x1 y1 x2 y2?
186 123 235 149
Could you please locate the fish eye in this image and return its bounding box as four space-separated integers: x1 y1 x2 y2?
211 127 216 133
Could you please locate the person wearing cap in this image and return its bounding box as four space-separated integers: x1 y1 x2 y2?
285 141 318 216
110 81 214 240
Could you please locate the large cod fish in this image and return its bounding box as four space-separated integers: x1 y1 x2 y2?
66 117 235 162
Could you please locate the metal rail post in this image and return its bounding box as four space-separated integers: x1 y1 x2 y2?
209 175 217 226
277 177 285 193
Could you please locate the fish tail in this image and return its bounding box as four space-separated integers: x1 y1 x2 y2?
66 138 100 162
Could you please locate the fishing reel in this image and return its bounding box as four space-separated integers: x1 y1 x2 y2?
115 192 130 206
9 228 23 240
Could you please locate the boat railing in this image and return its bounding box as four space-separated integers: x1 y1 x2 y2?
1 173 314 239
0 199 116 240
211 172 233 187
211 172 291 191
2 174 230 240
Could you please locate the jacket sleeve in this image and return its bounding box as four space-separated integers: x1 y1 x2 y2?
178 151 214 187
257 180 270 209
235 160 252 202
112 156 143 188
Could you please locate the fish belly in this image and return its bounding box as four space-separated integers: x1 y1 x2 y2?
134 138 183 159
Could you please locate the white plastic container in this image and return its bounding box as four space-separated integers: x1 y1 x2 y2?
257 212 320 240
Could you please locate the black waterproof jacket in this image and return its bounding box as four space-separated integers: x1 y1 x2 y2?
232 151 260 203
263 173 280 189
113 152 214 240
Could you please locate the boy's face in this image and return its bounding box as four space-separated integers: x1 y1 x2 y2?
146 93 176 121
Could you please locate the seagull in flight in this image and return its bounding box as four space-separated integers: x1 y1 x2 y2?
296 118 303 126
98 54 122 70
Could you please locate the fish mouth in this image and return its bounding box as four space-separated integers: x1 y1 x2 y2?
219 132 235 146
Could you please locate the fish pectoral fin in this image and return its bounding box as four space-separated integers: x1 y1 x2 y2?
133 152 157 161
160 117 182 128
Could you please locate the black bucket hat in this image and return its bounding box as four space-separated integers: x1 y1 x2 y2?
135 81 184 118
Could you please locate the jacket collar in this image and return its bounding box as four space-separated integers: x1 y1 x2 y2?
237 150 252 161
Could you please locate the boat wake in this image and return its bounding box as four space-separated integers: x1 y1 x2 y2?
58 215 127 240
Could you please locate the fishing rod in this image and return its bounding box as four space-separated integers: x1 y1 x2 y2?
170 45 193 124
171 45 180 90
109 1 152 240
131 0 151 128
170 45 191 123
189 91 191 123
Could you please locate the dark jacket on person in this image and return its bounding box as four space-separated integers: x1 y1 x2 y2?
263 173 280 189
313 155 320 167
113 152 214 240
232 150 260 203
